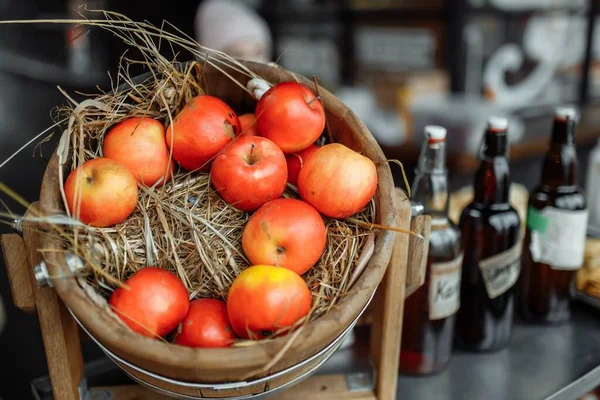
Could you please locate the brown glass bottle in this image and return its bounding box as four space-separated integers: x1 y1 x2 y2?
400 126 462 375
455 118 521 352
519 107 588 324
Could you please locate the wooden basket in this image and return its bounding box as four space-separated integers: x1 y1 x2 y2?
36 61 399 398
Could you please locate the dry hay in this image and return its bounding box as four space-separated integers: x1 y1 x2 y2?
66 170 375 318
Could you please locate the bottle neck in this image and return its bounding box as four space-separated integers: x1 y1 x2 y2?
542 118 578 188
481 130 508 159
473 130 511 206
412 140 449 217
550 118 575 145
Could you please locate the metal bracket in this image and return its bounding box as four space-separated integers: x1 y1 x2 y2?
11 217 23 235
33 254 85 287
79 378 91 400
9 217 85 288
345 372 374 392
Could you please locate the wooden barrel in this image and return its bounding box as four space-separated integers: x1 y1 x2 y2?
37 61 399 398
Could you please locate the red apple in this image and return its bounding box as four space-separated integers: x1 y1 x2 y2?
109 267 189 338
211 136 287 211
239 113 259 136
255 82 325 154
166 95 241 171
174 299 236 348
242 198 326 275
285 144 319 186
103 117 173 187
298 144 377 218
64 158 138 227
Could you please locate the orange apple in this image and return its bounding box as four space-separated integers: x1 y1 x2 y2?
166 95 241 171
103 117 173 187
285 144 319 186
242 198 326 275
210 136 287 211
298 144 377 218
64 158 138 227
227 265 312 339
239 113 259 136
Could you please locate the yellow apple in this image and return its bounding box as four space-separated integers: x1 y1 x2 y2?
64 158 138 227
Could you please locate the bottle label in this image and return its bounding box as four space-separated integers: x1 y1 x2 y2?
528 206 589 270
429 254 463 320
479 241 522 299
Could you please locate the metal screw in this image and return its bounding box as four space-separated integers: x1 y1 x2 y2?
410 201 424 218
11 217 23 234
33 254 85 287
33 262 51 287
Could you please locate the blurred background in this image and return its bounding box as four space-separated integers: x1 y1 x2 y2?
1 0 600 398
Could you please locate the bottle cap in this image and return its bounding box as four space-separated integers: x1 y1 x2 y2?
487 116 508 132
424 125 447 142
555 106 577 121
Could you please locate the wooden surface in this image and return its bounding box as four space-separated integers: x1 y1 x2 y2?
405 214 431 298
270 375 376 400
39 59 398 383
369 188 412 400
89 386 170 400
22 204 84 400
1 233 35 313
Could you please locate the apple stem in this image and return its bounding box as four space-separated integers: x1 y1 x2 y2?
306 95 322 107
248 143 256 165
292 153 303 169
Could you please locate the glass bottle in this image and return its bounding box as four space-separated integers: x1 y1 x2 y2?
455 117 521 352
400 126 462 375
519 107 588 324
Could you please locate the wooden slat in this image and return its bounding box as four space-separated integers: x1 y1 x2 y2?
405 215 431 299
22 204 84 400
270 375 376 400
369 283 383 370
370 188 412 400
1 234 35 312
